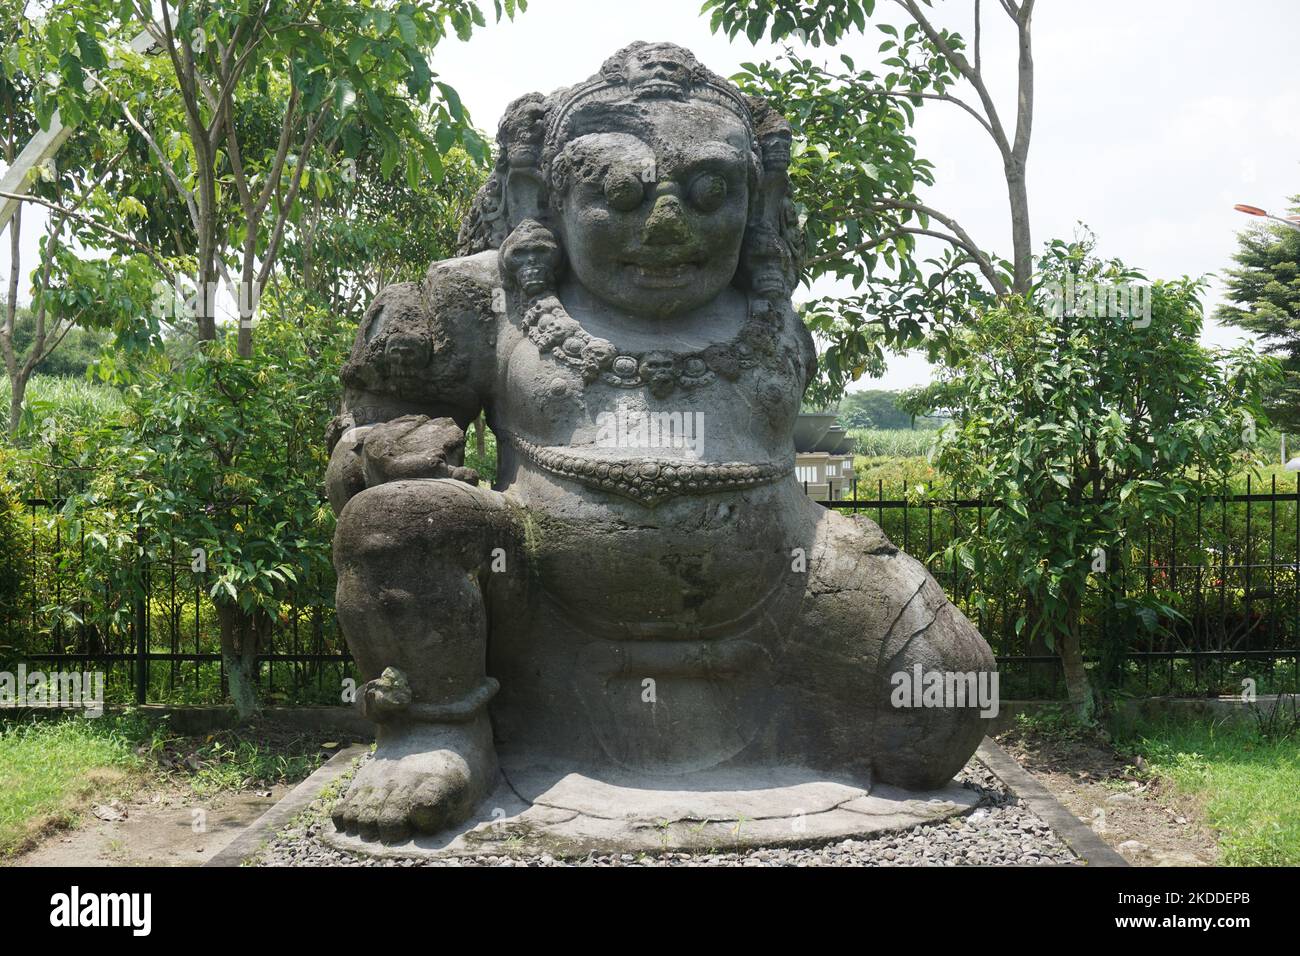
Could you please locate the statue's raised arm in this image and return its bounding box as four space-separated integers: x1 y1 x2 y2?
324 262 499 513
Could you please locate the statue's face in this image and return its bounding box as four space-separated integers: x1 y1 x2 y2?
555 104 751 319
506 239 559 296
624 45 693 100
382 331 430 387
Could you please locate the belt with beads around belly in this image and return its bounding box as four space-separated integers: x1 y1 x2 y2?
508 434 793 506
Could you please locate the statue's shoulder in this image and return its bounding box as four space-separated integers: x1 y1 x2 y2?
422 249 502 319
336 252 503 422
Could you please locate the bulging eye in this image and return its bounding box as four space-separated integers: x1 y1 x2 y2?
604 171 645 212
688 172 727 212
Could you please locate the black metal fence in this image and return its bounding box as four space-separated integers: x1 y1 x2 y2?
4 474 1300 704
0 495 353 707
815 474 1300 698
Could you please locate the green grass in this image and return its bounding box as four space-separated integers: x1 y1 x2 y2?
0 715 145 856
177 735 325 798
0 373 124 436
1119 713 1300 865
848 428 941 460
0 712 337 857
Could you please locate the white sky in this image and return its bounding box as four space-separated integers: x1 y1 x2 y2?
4 0 1298 391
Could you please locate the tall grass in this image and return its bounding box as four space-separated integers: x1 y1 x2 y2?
0 713 336 855
0 716 143 855
848 428 941 459
0 374 124 436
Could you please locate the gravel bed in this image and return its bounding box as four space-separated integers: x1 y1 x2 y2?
252 756 1080 867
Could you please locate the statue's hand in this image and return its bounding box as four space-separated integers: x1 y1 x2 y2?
360 414 477 487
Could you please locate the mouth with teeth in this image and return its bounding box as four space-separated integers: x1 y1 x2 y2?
519 266 551 295
625 260 701 288
634 79 686 100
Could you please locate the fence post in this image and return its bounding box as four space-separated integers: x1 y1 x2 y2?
135 522 147 705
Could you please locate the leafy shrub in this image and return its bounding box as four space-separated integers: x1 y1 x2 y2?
0 449 27 658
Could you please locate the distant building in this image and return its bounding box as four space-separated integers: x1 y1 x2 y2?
795 451 856 500
793 413 857 501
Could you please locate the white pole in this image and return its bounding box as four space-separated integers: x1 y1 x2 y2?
0 121 74 234
0 28 158 236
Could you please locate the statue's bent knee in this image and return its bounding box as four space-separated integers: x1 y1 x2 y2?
334 479 518 710
336 479 507 571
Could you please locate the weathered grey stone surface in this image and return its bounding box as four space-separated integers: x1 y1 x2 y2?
320 754 980 859
259 756 1080 866
324 41 997 847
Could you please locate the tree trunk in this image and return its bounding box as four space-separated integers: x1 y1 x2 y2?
1058 593 1094 719
3 203 21 437
194 171 218 343
1006 165 1033 295
195 258 217 342
236 295 255 357
216 603 269 719
1007 2 1035 295
7 376 26 439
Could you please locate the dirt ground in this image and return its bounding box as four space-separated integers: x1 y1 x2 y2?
4 722 362 867
8 719 1219 867
996 726 1219 866
7 783 288 867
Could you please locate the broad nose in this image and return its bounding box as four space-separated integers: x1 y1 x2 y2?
643 193 691 246
388 334 425 360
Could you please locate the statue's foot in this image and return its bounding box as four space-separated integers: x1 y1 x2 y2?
331 713 497 844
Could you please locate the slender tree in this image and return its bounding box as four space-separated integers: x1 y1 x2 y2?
704 0 1038 397
7 0 524 714
1216 196 1300 434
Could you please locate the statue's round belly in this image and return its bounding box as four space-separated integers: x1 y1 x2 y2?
507 467 806 639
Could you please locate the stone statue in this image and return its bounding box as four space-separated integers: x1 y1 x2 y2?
325 41 996 845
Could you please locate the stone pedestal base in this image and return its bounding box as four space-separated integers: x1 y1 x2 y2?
322 754 980 860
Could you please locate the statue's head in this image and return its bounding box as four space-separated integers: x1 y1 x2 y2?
500 218 564 296
548 117 752 317
471 43 801 321
341 279 481 399
599 41 702 102
739 225 793 299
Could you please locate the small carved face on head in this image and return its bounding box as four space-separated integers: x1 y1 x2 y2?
500 93 547 167
501 219 563 297
621 43 695 101
383 331 431 383
551 103 752 319
760 128 792 171
747 93 794 173
741 227 792 299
